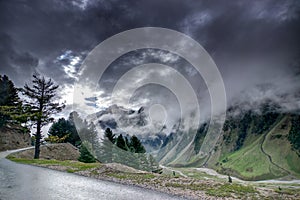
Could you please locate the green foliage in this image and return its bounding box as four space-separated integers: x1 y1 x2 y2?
68 111 82 146
206 183 256 198
8 156 99 172
22 73 65 159
235 111 252 150
99 133 115 163
98 128 159 171
252 104 279 135
222 117 237 132
0 75 20 106
130 135 146 153
104 128 115 143
116 134 127 151
78 144 96 163
125 136 130 150
224 107 279 151
48 113 81 146
194 123 208 154
22 73 65 125
288 114 300 155
0 75 22 127
45 134 69 143
49 118 71 138
106 172 155 180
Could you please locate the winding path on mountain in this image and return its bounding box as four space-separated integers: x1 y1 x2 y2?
260 116 291 176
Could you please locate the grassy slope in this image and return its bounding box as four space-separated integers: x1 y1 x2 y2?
263 116 300 178
210 116 300 180
218 135 282 180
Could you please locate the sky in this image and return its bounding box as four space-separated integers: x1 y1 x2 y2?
1 0 300 126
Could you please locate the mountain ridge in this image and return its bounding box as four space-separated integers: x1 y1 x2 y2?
88 103 300 180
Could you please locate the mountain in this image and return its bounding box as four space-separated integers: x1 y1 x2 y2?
89 103 300 180
209 110 300 180
160 103 300 180
88 104 167 152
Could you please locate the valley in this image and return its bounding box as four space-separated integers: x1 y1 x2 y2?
93 104 300 181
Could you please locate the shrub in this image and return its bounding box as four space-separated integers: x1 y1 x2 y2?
78 144 96 163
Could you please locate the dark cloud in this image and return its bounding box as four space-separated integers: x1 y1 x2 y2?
0 32 39 86
0 0 299 116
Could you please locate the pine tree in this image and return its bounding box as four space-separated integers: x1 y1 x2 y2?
78 121 98 149
0 75 22 126
78 144 96 163
48 118 71 139
104 128 115 144
116 134 127 151
22 73 65 159
0 75 20 106
99 128 116 163
130 135 146 153
48 114 81 146
67 111 81 146
125 136 130 148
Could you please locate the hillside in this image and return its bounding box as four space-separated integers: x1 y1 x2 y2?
87 104 300 180
0 124 31 151
160 107 300 180
208 112 300 180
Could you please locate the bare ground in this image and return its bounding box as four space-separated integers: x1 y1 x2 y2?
11 143 79 160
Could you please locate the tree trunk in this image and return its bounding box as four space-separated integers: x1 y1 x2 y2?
34 121 41 159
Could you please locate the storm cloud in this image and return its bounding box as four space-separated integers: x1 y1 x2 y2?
0 0 300 120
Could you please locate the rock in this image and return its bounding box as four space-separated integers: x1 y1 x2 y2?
0 124 31 151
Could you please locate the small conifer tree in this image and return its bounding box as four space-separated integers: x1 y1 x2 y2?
78 144 96 163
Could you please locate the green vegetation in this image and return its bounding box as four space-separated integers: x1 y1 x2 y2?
22 73 65 159
204 109 300 180
106 172 155 180
252 106 280 135
104 128 115 143
0 74 31 130
0 75 22 127
48 111 81 146
288 115 300 156
104 170 258 199
98 128 159 172
165 181 257 198
7 156 100 172
194 123 208 154
274 187 300 196
78 144 96 163
217 135 285 180
116 134 127 151
206 183 256 197
128 135 146 153
263 117 300 177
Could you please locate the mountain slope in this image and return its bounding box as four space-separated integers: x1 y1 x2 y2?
157 106 300 180
90 104 300 180
206 113 300 180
